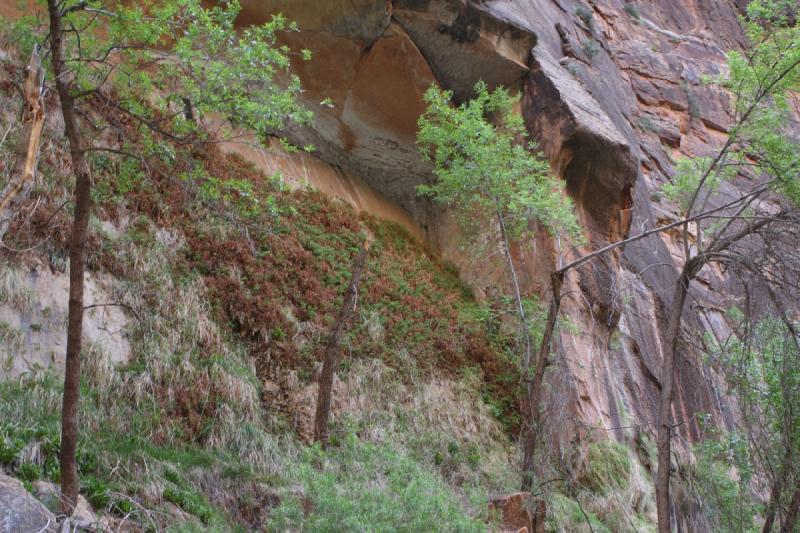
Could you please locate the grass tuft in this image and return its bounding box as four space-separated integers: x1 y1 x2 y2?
583 440 632 495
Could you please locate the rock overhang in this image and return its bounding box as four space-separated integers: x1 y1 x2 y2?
234 0 551 232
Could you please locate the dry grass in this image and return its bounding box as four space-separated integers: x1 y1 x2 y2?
0 267 36 315
98 227 275 466
287 358 518 495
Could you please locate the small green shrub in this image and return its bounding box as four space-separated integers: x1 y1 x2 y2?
637 117 659 133
163 483 217 525
0 435 20 463
691 443 756 532
0 14 39 59
623 3 640 19
17 462 42 482
111 498 135 517
576 5 594 27
583 39 600 60
84 476 112 509
77 448 101 476
582 440 631 495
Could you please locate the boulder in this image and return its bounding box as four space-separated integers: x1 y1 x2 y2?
30 481 100 528
0 473 58 532
488 492 545 533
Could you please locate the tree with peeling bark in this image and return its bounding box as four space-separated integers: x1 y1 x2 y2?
416 81 581 491
40 0 311 515
314 240 371 445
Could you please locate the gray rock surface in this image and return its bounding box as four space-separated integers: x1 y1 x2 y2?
30 481 99 529
0 260 130 380
0 474 58 533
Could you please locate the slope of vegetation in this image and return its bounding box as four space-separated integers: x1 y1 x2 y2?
0 39 522 528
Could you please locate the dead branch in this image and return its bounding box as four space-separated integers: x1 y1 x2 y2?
0 45 46 242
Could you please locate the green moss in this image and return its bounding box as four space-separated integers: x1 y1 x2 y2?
548 492 611 533
583 440 632 495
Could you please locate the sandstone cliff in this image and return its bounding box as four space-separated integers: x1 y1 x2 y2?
0 0 779 530
229 1 752 527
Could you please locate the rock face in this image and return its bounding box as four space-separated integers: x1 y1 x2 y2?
232 0 758 526
0 473 58 532
392 1 537 101
522 1 746 495
0 260 130 379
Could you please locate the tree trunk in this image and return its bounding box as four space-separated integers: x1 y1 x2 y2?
761 441 794 533
493 210 566 491
652 216 779 532
47 0 93 516
0 46 45 242
522 271 563 491
495 210 531 368
784 487 800 533
656 258 701 533
493 210 538 490
314 242 370 445
763 480 784 533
